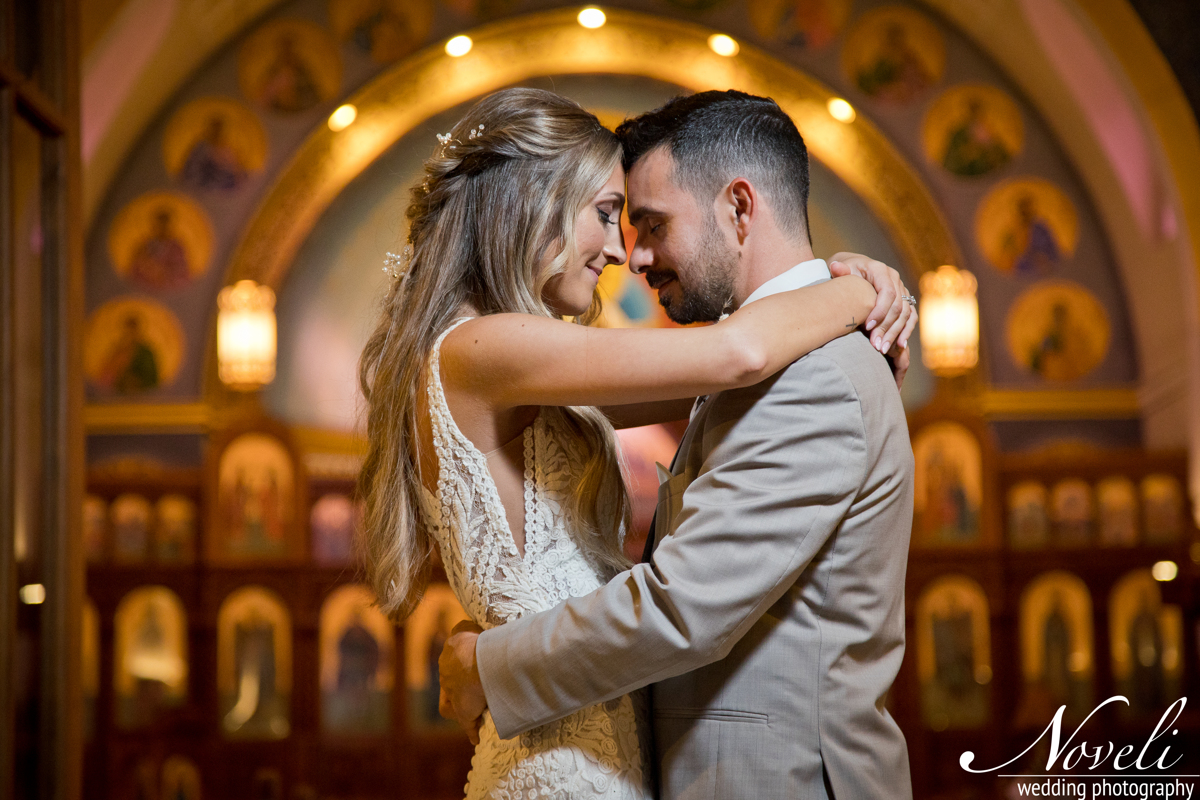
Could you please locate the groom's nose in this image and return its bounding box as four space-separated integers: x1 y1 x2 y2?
629 241 652 274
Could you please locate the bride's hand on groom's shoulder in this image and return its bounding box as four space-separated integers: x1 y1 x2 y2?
829 253 918 358
438 620 487 745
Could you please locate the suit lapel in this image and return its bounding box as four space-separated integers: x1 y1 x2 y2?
640 395 716 563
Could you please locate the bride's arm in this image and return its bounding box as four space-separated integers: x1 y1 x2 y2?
442 274 876 410
599 254 919 426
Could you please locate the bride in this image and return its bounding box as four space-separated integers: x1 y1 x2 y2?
357 88 914 799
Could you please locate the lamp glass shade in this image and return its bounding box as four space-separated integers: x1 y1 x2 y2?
217 280 277 389
918 265 979 376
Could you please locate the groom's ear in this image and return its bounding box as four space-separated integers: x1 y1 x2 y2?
724 177 757 243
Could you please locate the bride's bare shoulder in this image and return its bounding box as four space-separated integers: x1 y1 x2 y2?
442 313 573 357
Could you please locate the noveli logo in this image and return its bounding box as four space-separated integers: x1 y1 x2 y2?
960 697 1195 799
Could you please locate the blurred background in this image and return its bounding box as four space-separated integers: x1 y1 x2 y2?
3 0 1200 798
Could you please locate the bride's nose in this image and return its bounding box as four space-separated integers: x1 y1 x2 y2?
603 225 627 265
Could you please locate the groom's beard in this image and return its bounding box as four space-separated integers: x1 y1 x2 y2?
651 214 739 325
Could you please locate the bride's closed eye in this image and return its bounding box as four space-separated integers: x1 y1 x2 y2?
597 208 619 226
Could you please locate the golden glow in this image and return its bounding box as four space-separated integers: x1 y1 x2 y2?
1153 561 1179 582
445 35 473 57
919 265 979 376
577 7 606 28
19 584 46 604
217 280 277 390
707 33 739 57
327 104 357 131
827 97 855 123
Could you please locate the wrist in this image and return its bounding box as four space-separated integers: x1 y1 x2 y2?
847 274 877 314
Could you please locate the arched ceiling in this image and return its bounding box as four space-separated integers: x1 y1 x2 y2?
82 0 286 220
79 0 1200 517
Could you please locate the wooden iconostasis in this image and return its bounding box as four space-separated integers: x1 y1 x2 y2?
79 413 1200 800
82 423 474 800
899 412 1199 799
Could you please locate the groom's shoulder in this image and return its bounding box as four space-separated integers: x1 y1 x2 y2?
783 331 892 393
710 333 878 419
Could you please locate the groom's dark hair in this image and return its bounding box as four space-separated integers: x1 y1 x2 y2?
615 90 811 243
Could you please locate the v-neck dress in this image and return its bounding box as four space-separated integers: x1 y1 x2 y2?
417 319 649 800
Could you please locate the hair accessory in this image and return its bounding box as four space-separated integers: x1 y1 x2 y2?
383 244 413 280
468 123 484 140
436 131 457 151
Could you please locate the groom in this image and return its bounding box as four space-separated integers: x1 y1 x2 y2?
439 90 915 799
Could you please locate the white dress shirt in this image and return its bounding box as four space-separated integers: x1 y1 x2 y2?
742 258 831 306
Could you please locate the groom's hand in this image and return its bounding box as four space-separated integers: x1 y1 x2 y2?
438 620 487 744
829 253 917 356
886 342 911 390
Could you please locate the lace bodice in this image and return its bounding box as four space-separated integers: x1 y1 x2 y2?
418 319 649 800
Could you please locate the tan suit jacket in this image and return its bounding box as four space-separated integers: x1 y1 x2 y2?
476 332 915 799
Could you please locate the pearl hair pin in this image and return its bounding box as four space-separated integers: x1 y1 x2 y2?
383 244 413 280
435 124 483 153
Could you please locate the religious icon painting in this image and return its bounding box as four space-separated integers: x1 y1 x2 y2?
113 586 188 729
1141 474 1184 545
107 191 213 291
1109 569 1183 717
238 18 342 114
154 494 197 564
110 493 152 563
311 493 359 566
911 421 983 548
217 586 292 740
162 97 267 193
215 433 296 561
841 5 944 105
1048 478 1094 548
975 178 1078 275
663 0 729 10
251 770 284 800
328 0 433 64
915 575 991 730
1007 480 1048 551
84 494 108 563
440 0 519 18
615 424 682 559
1096 476 1138 547
319 584 394 734
161 756 202 800
749 0 853 52
83 297 185 396
405 583 470 730
923 84 1023 178
1017 571 1093 724
83 599 100 740
132 760 159 800
1005 281 1110 382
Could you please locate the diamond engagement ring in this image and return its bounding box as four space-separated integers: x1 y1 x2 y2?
902 294 917 307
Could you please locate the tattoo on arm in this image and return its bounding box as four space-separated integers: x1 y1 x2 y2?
846 316 857 329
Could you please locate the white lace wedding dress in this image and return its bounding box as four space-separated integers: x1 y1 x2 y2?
417 319 650 800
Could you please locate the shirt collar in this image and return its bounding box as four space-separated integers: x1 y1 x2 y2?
742 259 831 307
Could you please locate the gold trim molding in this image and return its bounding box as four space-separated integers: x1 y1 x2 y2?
222 8 960 295
978 388 1140 419
291 425 367 457
85 402 213 433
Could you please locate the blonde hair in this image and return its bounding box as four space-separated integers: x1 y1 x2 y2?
358 88 632 621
